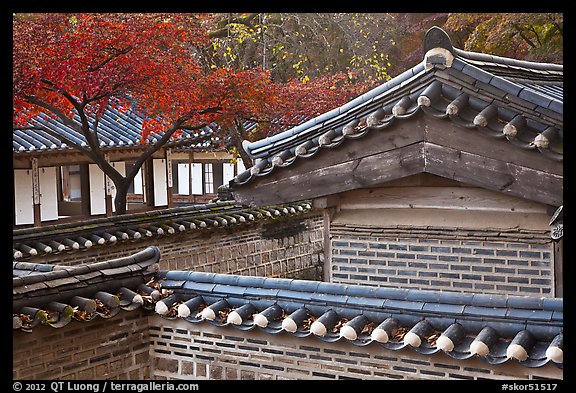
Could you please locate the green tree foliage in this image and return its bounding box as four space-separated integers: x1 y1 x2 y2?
206 13 398 83
444 13 563 63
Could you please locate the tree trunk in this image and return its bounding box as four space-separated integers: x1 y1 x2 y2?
237 143 253 170
113 181 129 215
230 122 253 169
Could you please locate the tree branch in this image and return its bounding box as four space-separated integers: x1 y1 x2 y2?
88 46 132 72
548 15 563 36
208 13 260 38
15 121 98 161
25 95 82 132
128 118 186 180
512 23 537 48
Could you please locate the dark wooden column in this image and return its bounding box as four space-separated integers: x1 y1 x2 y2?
553 239 563 298
31 158 41 227
166 148 173 208
79 163 91 216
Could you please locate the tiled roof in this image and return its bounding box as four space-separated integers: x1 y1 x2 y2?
13 246 563 369
13 200 312 260
153 270 563 369
14 106 313 155
227 27 562 189
13 246 160 329
13 105 224 153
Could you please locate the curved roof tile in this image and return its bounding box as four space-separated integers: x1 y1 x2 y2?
150 271 562 369
13 106 225 154
230 27 562 189
12 246 563 369
12 200 313 260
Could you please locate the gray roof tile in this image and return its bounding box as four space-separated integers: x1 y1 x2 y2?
227 28 562 191
13 244 564 370
14 201 313 260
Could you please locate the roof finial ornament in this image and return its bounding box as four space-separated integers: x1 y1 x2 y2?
424 26 454 53
423 26 455 70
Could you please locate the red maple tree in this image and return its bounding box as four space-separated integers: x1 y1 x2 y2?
13 13 374 214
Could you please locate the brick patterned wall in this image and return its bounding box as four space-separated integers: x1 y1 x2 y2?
12 310 150 380
330 225 553 296
24 214 324 280
148 316 561 380
13 313 562 380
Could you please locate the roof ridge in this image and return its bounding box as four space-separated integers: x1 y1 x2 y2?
159 269 562 312
453 47 563 73
12 246 160 312
157 269 562 343
425 26 562 73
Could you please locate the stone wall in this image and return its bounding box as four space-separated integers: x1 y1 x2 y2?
12 310 150 380
329 224 553 297
24 214 324 281
12 312 563 380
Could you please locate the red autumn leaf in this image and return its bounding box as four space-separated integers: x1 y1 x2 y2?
13 13 375 214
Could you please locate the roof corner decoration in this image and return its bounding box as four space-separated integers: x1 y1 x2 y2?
549 205 563 241
423 26 455 70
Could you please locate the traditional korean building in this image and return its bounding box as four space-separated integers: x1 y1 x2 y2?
12 105 323 278
13 104 247 227
226 26 563 298
13 27 563 381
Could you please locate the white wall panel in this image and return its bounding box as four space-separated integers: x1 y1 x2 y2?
14 169 34 225
153 159 168 206
89 164 106 215
237 159 246 174
133 167 143 194
39 167 58 222
191 163 203 195
223 163 235 185
177 163 190 195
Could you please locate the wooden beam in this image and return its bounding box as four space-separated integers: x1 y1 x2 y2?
231 114 563 207
233 142 426 207
332 208 550 232
79 163 91 216
339 186 548 213
553 239 563 298
424 143 563 207
104 154 113 216
424 116 562 176
166 148 173 208
252 116 427 187
188 152 193 203
322 208 334 283
313 195 340 209
31 158 41 227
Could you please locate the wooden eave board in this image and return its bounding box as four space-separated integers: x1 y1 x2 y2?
232 115 562 207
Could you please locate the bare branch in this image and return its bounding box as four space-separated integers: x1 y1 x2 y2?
512 23 538 48
24 95 81 131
